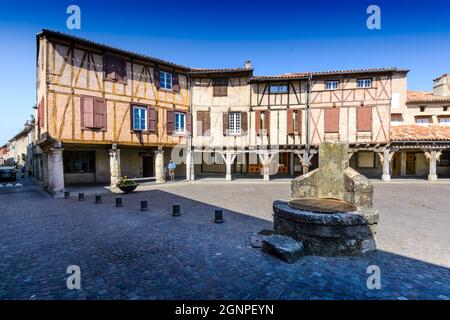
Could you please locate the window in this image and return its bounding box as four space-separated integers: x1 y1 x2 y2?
415 117 430 126
438 151 450 166
64 151 95 174
357 152 375 168
270 83 288 93
228 112 241 135
133 106 147 131
213 78 228 97
440 117 450 126
175 112 186 134
325 81 340 90
444 106 448 112
391 114 403 126
160 71 173 90
357 79 372 88
420 106 426 112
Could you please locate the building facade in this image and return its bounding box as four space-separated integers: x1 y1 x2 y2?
36 30 191 195
31 30 449 196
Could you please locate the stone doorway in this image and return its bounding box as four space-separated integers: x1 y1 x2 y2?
142 156 154 178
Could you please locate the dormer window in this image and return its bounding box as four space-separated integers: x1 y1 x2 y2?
357 78 372 88
270 83 288 93
160 71 173 90
325 80 339 90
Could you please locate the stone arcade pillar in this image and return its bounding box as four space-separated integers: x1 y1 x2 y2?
47 146 65 197
381 148 391 181
223 152 237 181
154 149 165 183
258 152 272 182
109 147 121 187
186 149 195 181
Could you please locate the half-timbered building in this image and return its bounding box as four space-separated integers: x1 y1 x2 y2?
34 29 447 195
190 68 409 181
36 30 191 195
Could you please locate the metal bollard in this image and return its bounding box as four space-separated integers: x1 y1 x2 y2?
214 209 224 223
78 193 85 201
64 191 70 199
172 204 181 216
95 194 102 204
141 200 149 211
115 197 123 207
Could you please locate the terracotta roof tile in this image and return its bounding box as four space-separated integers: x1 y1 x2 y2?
407 90 450 103
189 67 253 74
251 68 408 81
391 125 450 141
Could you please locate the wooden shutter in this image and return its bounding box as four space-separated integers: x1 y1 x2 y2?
186 112 192 134
38 97 45 128
104 56 116 80
241 112 248 133
148 107 157 133
296 110 302 134
130 105 134 130
223 112 229 136
166 110 174 134
81 96 94 129
324 107 339 133
287 109 294 135
197 111 210 136
172 73 180 92
357 107 372 132
153 67 160 89
265 111 270 133
255 111 261 135
93 98 107 131
213 78 228 97
115 58 126 83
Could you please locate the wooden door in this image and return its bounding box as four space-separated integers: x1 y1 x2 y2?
406 153 416 175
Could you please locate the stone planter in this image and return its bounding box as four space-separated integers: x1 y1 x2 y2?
118 184 138 194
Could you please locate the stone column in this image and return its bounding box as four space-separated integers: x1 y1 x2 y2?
154 149 165 183
381 148 391 181
47 147 65 197
258 152 270 182
109 148 121 187
428 150 438 181
224 152 236 181
186 149 195 181
42 152 49 189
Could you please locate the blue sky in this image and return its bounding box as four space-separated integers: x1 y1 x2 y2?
1 0 449 145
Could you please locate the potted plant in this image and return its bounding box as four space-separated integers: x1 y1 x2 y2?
117 176 138 194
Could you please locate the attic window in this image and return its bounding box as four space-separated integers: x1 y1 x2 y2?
420 106 426 112
104 55 126 83
444 106 448 112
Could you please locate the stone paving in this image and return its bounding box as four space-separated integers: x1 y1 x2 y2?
0 178 449 300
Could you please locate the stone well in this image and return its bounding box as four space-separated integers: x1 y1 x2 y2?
272 142 379 257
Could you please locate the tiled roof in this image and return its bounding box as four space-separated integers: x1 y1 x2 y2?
391 125 450 141
39 29 191 70
189 67 253 74
407 90 450 103
250 67 408 81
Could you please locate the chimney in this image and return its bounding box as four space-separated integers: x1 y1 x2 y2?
433 73 449 96
244 60 252 70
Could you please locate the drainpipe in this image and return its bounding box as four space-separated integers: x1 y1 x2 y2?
303 74 312 173
188 77 194 181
